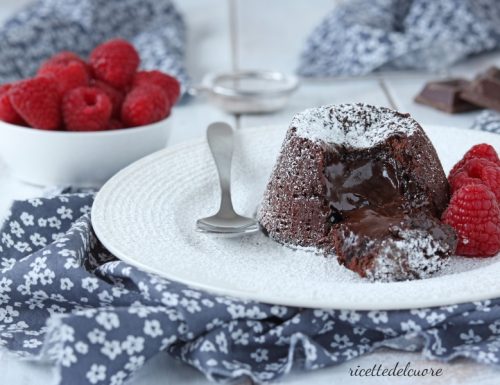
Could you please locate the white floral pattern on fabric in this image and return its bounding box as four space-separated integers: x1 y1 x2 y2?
298 0 500 77
0 0 188 92
1 193 500 385
472 110 500 133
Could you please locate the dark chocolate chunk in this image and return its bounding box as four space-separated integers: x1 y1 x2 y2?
461 67 500 112
415 78 480 113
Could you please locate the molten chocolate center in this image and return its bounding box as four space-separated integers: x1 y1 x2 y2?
324 149 409 238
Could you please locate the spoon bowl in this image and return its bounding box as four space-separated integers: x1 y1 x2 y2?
196 215 259 234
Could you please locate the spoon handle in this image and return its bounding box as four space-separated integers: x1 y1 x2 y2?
206 122 235 217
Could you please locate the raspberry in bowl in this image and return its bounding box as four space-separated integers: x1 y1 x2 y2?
0 39 180 187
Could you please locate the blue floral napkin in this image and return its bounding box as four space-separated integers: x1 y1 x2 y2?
298 0 500 77
472 110 500 133
0 0 189 89
1 193 500 385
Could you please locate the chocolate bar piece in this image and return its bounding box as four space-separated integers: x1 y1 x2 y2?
415 78 480 113
461 67 500 112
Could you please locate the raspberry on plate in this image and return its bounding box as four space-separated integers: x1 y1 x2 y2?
38 60 90 96
449 158 500 201
121 84 169 127
0 84 24 125
63 87 112 131
133 70 180 105
479 163 500 202
449 143 500 179
442 184 500 257
90 39 140 89
450 170 482 193
9 77 61 130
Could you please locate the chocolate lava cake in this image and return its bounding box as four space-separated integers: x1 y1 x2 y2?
258 104 457 281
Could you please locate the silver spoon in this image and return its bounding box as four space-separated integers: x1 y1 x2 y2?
196 122 259 234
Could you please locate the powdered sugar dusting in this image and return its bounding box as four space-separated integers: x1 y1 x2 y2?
291 103 419 148
367 229 451 282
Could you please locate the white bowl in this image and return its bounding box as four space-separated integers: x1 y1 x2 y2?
0 119 171 187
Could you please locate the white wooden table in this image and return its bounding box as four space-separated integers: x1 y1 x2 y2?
1 1 500 384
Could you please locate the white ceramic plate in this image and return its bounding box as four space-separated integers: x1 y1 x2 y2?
92 124 500 310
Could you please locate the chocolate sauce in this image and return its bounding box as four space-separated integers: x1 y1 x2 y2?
324 148 409 238
342 207 405 238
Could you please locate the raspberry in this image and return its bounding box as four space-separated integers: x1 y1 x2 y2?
43 51 86 66
121 84 169 127
38 60 89 96
92 80 124 117
90 39 140 89
108 119 124 130
449 158 500 200
442 184 500 257
450 170 482 193
62 87 112 131
0 84 24 125
449 143 500 178
9 77 61 130
476 163 500 202
133 70 180 105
